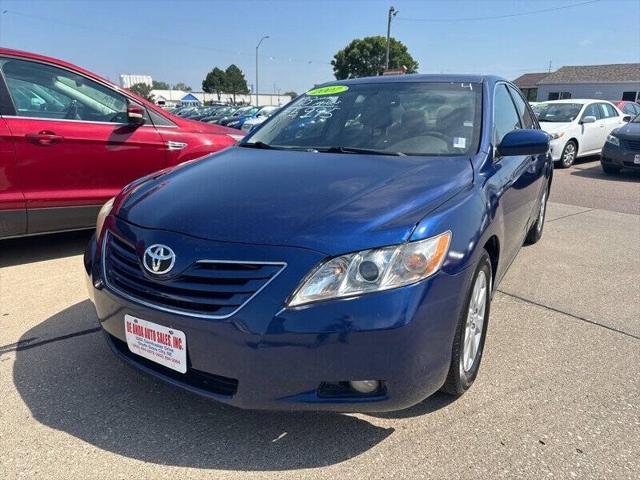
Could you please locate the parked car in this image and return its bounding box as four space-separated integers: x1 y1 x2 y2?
188 105 224 121
202 106 239 123
238 105 279 131
611 100 640 117
601 113 640 174
535 99 630 168
0 48 244 239
225 106 263 129
217 106 257 126
86 74 551 411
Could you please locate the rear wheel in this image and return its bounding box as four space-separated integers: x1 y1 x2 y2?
601 162 621 175
558 140 577 168
441 251 492 396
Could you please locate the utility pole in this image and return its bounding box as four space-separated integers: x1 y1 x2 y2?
548 59 552 73
385 6 398 70
255 35 269 106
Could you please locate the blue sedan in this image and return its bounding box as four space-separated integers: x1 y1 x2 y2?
85 74 551 412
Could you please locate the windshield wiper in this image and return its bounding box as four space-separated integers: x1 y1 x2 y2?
239 141 280 150
314 146 406 156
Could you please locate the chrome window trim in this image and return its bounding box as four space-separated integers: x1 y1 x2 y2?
4 115 178 128
101 231 288 320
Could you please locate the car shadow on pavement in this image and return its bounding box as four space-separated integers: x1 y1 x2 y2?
0 230 94 268
11 300 395 471
569 164 640 182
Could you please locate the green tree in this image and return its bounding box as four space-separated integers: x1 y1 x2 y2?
152 80 170 90
202 67 227 101
331 36 418 80
225 64 249 104
174 82 192 92
128 82 154 101
283 90 298 98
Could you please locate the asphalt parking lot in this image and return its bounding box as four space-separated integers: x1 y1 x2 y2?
1 157 638 480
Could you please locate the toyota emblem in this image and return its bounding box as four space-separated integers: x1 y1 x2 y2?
143 244 176 275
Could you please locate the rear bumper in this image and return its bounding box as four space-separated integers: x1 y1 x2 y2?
85 229 474 412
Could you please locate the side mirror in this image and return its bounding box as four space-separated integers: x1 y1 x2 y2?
127 103 145 125
497 129 549 157
581 115 596 124
622 115 632 122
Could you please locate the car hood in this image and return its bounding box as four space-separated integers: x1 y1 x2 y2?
539 121 572 134
116 147 473 255
613 121 640 139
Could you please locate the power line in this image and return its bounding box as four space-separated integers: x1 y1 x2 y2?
397 0 601 23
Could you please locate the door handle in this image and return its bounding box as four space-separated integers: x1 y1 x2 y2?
25 131 64 146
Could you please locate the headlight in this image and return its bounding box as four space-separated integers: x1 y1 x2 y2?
95 197 115 241
550 132 565 140
606 134 620 146
287 232 451 307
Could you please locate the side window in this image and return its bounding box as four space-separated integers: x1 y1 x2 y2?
582 103 601 120
507 85 535 129
494 84 521 145
599 103 617 118
622 104 635 115
0 58 127 123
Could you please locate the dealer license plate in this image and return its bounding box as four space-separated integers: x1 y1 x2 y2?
124 314 187 373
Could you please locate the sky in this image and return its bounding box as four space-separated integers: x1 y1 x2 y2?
0 0 638 94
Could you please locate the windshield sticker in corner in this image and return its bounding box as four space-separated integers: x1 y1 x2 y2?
307 85 349 96
286 95 342 120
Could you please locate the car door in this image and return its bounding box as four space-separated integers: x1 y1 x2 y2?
579 103 605 153
0 113 27 238
0 56 167 234
492 83 540 264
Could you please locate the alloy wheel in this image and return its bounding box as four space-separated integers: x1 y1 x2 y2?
461 270 487 373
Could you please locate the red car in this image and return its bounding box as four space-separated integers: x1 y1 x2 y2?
0 48 243 239
611 100 640 117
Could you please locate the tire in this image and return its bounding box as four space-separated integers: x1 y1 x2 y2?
601 162 621 175
558 140 577 168
525 183 549 245
441 251 492 396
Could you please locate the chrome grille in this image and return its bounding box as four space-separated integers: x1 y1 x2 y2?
103 232 286 318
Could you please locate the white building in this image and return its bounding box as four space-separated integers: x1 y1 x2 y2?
150 89 293 109
120 74 153 89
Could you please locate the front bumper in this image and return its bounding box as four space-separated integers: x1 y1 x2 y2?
85 222 473 412
601 142 640 169
549 138 566 161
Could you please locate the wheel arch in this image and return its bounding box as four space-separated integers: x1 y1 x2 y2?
482 235 500 293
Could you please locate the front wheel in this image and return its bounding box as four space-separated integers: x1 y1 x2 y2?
441 251 492 396
525 184 549 245
557 140 577 168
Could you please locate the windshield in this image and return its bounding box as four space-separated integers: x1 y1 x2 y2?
536 103 583 123
243 82 482 156
632 113 640 123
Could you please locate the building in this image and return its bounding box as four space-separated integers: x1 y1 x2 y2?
150 89 293 109
513 72 550 101
120 74 152 89
515 64 640 102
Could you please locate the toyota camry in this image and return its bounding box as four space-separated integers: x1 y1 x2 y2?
85 74 552 412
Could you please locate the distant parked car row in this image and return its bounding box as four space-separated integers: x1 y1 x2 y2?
169 104 280 131
531 99 637 170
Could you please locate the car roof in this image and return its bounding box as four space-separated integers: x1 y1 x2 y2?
540 99 614 104
316 73 503 87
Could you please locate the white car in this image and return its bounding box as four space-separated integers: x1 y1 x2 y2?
536 99 629 168
241 106 279 132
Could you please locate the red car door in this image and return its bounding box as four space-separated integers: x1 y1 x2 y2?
0 56 166 234
0 115 26 238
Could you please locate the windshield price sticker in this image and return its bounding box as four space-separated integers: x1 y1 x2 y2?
307 85 349 96
287 96 342 120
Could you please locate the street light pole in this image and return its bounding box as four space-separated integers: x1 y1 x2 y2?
255 35 269 106
385 6 398 71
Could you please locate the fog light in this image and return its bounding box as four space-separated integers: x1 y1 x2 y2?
349 380 380 394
